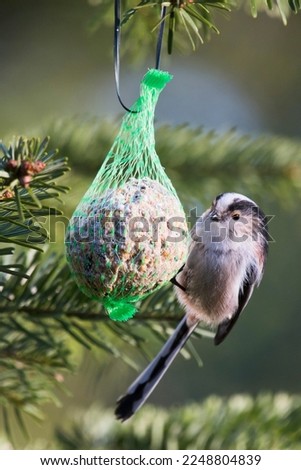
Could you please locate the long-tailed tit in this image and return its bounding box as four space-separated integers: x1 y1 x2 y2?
115 192 269 421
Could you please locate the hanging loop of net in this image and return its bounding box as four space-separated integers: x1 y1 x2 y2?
66 69 188 322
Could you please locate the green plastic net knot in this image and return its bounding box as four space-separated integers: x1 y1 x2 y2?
102 297 137 322
142 69 173 89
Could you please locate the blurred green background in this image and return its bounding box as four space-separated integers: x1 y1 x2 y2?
1 0 301 448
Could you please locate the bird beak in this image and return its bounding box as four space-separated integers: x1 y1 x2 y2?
210 210 220 222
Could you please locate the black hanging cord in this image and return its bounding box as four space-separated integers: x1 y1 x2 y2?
114 0 134 113
114 0 167 113
155 4 167 70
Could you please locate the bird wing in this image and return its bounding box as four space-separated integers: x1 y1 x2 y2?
214 265 257 346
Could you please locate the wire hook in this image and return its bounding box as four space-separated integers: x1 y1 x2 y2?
114 0 167 114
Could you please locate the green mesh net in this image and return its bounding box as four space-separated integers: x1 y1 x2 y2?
65 69 188 321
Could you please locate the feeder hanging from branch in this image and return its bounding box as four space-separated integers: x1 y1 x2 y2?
65 69 188 321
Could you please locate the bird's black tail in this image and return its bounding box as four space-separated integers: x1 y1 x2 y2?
115 315 197 421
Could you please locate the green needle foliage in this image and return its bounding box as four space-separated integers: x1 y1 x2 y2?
89 0 300 58
56 393 301 449
0 136 69 253
45 118 301 208
0 136 70 438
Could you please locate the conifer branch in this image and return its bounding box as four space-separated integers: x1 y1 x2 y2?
88 1 300 57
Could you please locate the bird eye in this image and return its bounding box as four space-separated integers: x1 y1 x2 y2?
232 212 240 220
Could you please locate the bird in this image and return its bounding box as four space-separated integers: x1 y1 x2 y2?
115 192 269 421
